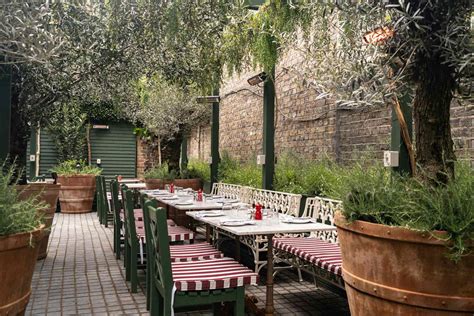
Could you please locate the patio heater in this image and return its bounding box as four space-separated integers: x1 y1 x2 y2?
196 93 221 188
363 26 413 175
0 64 12 162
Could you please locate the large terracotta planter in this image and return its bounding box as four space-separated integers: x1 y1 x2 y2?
145 178 172 190
145 178 202 191
0 226 44 315
335 211 474 316
174 178 202 191
57 175 96 214
16 183 60 260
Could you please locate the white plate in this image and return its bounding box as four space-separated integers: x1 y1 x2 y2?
283 218 315 224
175 201 194 206
161 196 179 200
220 220 256 226
223 199 239 203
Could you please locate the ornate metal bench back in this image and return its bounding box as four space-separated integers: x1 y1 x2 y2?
249 188 302 216
302 196 342 243
211 182 252 203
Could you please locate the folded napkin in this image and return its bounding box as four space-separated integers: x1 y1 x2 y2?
281 216 316 223
220 219 256 226
161 196 179 200
195 211 224 217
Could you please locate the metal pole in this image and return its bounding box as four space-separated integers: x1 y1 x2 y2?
0 64 12 162
391 91 413 175
262 68 275 190
210 88 220 186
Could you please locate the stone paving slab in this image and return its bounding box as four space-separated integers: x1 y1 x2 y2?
26 212 350 315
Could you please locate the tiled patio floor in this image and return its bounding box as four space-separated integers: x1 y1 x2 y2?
26 213 350 315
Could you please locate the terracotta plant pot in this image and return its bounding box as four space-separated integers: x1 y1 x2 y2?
145 178 173 190
335 211 474 316
16 183 60 260
174 178 202 191
0 226 44 315
57 175 96 214
145 178 202 191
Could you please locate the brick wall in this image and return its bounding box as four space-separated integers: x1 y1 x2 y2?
187 125 212 161
136 137 146 178
451 101 474 165
187 58 473 166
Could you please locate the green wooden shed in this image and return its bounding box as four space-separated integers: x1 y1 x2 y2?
27 122 137 182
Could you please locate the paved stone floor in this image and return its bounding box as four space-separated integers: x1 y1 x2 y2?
26 213 350 315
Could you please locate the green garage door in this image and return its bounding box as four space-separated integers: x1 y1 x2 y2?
90 123 137 182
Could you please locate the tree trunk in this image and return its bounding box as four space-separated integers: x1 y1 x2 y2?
161 133 182 172
413 58 455 184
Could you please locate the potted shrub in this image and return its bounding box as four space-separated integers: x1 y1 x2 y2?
16 182 60 260
175 166 203 191
0 165 45 315
334 164 473 315
144 163 203 190
144 163 176 189
51 160 101 213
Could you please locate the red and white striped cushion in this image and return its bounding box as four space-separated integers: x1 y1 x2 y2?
273 237 342 276
120 209 144 222
120 210 175 226
170 243 223 262
168 226 194 242
172 257 258 291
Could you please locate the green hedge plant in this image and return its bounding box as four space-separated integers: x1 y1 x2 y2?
184 160 210 182
51 160 102 176
0 164 45 237
144 163 176 180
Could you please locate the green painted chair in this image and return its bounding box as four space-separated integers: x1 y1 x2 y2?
100 176 113 227
142 194 226 311
145 202 258 316
123 187 146 293
110 179 123 259
95 176 103 223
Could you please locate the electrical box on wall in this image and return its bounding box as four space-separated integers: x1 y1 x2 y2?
29 155 36 162
96 158 101 165
256 154 265 165
384 151 399 167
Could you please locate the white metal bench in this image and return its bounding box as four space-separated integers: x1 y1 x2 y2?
273 196 344 288
211 182 252 203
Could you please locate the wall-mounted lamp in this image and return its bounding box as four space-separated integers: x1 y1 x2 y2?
363 26 394 45
196 96 220 104
247 72 267 86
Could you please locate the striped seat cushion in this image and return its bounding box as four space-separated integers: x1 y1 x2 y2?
170 243 223 262
167 226 194 242
120 209 144 222
273 237 342 276
120 210 175 226
136 225 193 242
172 257 258 291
